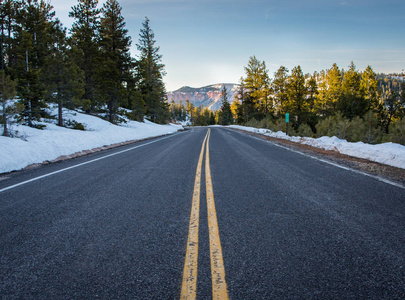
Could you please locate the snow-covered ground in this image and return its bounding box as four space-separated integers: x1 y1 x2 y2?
1 110 404 174
0 106 183 174
229 125 405 170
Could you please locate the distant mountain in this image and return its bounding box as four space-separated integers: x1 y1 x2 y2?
166 83 239 111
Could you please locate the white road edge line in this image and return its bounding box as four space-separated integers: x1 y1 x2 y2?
0 134 177 193
231 129 405 190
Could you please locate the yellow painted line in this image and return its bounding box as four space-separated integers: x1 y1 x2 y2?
205 129 229 300
180 130 210 300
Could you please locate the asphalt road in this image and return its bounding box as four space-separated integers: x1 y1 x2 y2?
1 127 404 299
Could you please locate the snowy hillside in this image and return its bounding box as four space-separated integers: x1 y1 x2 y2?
166 83 239 110
0 106 183 174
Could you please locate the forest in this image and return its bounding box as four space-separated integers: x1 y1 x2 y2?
1 0 404 146
0 0 168 137
170 57 405 145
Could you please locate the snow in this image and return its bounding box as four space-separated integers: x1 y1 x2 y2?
0 106 183 174
1 109 404 174
229 125 405 170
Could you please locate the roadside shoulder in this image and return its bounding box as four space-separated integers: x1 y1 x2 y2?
231 128 405 186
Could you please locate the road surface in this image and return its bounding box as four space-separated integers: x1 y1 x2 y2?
1 127 404 299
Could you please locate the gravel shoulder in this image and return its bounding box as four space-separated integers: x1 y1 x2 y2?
231 128 405 186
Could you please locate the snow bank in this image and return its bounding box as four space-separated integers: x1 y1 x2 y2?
0 108 183 174
229 125 405 169
2 113 404 174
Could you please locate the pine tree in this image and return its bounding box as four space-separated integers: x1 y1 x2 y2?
242 56 270 120
0 0 18 72
388 118 405 145
129 88 146 121
377 88 405 134
169 99 187 122
285 65 308 129
219 85 233 125
136 17 168 123
12 0 56 127
202 107 214 126
263 76 271 118
98 0 132 123
43 20 84 126
306 72 318 111
125 71 146 121
360 65 379 112
305 73 319 131
69 0 101 112
316 63 342 118
230 98 241 123
272 65 289 116
340 61 365 119
0 69 16 136
234 78 246 123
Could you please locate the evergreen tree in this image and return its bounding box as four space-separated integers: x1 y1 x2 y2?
43 20 84 126
99 0 132 123
377 74 403 100
272 65 289 116
387 118 405 145
230 98 241 123
202 107 215 126
0 69 16 136
209 109 216 125
377 88 405 133
305 72 318 131
234 78 246 123
219 85 233 125
263 76 272 118
124 68 146 121
169 98 175 119
242 90 255 122
0 0 18 72
315 63 342 117
306 72 318 112
169 99 188 122
185 99 193 117
315 112 350 139
340 61 365 119
360 65 379 112
285 65 308 130
192 105 202 125
13 0 56 127
136 17 168 123
242 56 269 120
129 88 146 121
346 111 383 144
69 0 101 112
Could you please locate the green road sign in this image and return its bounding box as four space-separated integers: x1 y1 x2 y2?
285 113 289 123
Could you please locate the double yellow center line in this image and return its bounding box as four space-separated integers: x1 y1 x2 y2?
181 129 229 300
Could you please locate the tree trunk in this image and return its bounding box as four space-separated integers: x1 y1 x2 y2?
2 100 8 137
58 97 63 127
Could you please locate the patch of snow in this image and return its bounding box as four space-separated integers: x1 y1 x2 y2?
0 108 183 174
229 125 405 169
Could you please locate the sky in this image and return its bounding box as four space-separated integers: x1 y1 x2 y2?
50 0 405 91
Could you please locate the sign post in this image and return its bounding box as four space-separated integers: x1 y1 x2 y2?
285 113 289 136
